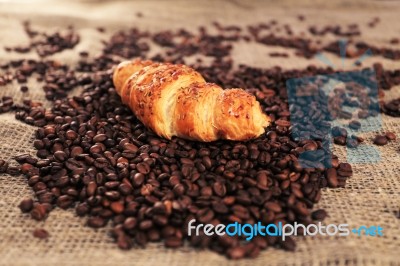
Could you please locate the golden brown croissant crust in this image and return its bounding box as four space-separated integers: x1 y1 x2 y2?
113 58 270 142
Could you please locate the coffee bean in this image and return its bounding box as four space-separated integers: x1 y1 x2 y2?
349 120 361 130
54 151 67 162
337 163 352 177
76 203 89 216
331 126 347 137
213 181 226 197
311 209 328 220
212 201 229 214
132 173 145 187
19 198 34 213
346 138 358 149
326 168 338 188
57 195 73 209
117 234 133 249
264 202 282 213
164 237 183 248
93 134 107 143
31 204 47 221
87 217 107 228
136 162 150 174
33 228 49 239
70 146 83 158
123 217 137 230
334 136 346 146
123 143 138 153
20 85 29 92
33 140 45 149
303 142 317 151
279 236 296 251
7 165 21 176
373 135 388 146
266 131 277 140
385 132 396 141
21 163 34 174
110 201 124 214
227 246 246 259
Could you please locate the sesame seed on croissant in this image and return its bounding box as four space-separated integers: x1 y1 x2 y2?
113 58 270 142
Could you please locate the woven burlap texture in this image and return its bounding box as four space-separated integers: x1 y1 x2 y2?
0 1 399 265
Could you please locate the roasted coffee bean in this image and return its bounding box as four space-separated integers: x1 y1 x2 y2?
264 202 282 213
385 132 397 141
373 135 388 146
54 151 67 162
227 246 246 259
21 163 34 174
33 228 49 239
123 143 138 153
117 234 133 249
123 217 137 230
213 181 226 197
136 162 150 174
56 195 73 209
0 159 8 173
70 146 83 158
326 168 338 188
334 136 346 146
348 120 361 130
33 140 45 149
110 201 124 214
164 237 183 248
6 165 21 176
279 236 296 251
76 203 89 216
14 154 30 164
331 126 347 137
266 131 277 140
31 204 47 221
93 134 107 143
132 173 145 187
20 85 29 92
346 138 359 148
19 198 34 213
87 217 107 228
337 163 352 177
311 209 328 220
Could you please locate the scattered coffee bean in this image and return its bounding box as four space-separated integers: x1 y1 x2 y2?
346 138 359 149
373 135 388 146
385 132 396 141
19 198 34 213
349 120 361 130
33 228 49 239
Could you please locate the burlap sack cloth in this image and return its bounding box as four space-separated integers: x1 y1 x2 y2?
0 0 399 265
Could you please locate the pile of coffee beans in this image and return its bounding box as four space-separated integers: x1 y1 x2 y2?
1 20 399 259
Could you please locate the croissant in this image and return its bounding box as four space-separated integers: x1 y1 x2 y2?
113 59 270 142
